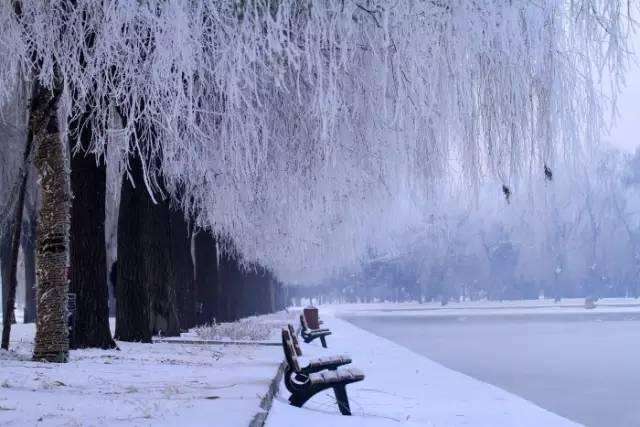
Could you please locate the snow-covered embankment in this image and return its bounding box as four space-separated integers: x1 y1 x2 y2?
267 311 579 427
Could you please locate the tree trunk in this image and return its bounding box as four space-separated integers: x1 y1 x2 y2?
145 197 180 337
217 250 233 322
194 230 218 325
240 268 259 317
31 81 71 363
268 275 276 314
69 118 116 349
250 269 267 315
235 267 248 319
115 154 180 341
0 233 13 324
169 207 195 331
22 213 37 323
115 155 150 342
1 136 31 348
219 250 243 321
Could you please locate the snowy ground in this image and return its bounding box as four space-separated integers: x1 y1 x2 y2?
266 309 580 427
4 299 637 426
0 314 290 427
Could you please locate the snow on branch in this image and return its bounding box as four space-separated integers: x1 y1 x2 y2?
0 0 635 283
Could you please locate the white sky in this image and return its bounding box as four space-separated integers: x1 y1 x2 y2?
609 33 640 152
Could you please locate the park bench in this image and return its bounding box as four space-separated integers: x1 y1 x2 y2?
287 324 351 371
299 314 331 348
282 329 364 415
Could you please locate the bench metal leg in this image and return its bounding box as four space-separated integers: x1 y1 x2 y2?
320 335 327 348
333 385 351 415
289 391 314 408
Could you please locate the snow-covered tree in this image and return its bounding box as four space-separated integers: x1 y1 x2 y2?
0 0 636 357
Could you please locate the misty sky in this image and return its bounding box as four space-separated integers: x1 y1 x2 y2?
609 33 640 152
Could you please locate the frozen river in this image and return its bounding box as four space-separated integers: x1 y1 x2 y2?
342 310 640 427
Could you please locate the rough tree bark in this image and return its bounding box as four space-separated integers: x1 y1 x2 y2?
239 267 259 317
115 153 180 341
217 251 234 322
115 155 150 342
69 117 116 349
31 80 71 363
194 230 218 324
219 249 243 321
169 207 195 331
145 196 180 337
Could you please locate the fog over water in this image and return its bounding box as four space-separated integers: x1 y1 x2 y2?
343 312 640 427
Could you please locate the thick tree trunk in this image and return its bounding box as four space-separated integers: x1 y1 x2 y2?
31 81 71 363
169 207 195 331
115 155 150 342
22 214 37 323
217 251 232 323
219 250 243 321
255 269 269 315
194 230 218 325
240 268 260 317
145 197 180 337
260 270 273 314
69 119 116 349
249 270 263 315
115 154 180 341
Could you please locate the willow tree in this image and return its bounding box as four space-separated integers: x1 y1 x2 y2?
115 152 181 342
30 79 70 362
69 115 116 349
0 1 636 358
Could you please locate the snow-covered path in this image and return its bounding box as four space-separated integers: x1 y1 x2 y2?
0 321 282 427
267 312 579 427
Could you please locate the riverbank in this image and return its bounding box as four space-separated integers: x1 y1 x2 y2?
0 315 288 427
266 310 578 426
4 299 634 426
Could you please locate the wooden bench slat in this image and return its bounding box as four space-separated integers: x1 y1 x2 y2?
310 367 365 385
303 355 352 371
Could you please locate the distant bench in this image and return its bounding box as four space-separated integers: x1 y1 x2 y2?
300 314 331 348
282 328 364 415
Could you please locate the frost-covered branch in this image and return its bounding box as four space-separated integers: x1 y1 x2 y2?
0 0 635 282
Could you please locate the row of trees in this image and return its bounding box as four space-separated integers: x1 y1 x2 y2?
0 2 635 361
2 143 288 348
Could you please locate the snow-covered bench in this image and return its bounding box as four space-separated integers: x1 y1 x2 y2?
299 314 331 348
282 329 364 415
287 324 352 371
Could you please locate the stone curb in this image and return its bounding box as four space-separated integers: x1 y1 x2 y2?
249 360 286 427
